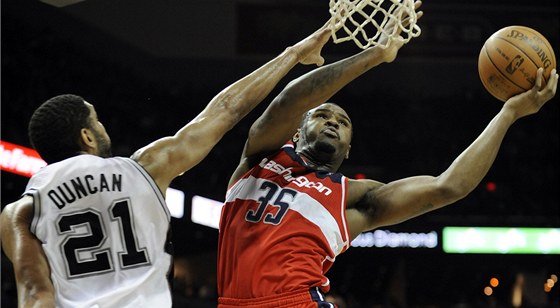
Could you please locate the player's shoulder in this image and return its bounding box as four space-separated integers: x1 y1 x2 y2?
346 178 384 206
0 195 33 225
347 178 384 188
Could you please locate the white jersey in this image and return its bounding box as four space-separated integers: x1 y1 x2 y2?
27 154 173 308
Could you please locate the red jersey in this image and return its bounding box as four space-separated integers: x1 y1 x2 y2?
218 143 350 301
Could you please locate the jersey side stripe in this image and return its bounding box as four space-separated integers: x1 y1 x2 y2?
29 189 41 234
338 175 350 250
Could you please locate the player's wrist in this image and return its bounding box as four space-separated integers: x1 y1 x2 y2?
284 46 302 64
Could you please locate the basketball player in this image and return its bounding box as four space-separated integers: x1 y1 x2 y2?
0 23 334 307
217 17 558 308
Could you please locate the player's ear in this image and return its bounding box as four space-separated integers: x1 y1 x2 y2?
80 128 96 150
292 129 301 143
345 144 351 159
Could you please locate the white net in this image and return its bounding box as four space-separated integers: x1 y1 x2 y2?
329 0 421 49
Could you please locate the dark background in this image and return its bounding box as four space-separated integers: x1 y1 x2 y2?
2 0 559 307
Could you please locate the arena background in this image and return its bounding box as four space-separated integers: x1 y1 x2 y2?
2 0 559 307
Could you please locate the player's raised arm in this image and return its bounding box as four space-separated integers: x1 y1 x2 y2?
131 23 332 192
235 2 423 171
346 68 558 236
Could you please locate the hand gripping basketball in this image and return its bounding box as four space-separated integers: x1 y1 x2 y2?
505 68 558 120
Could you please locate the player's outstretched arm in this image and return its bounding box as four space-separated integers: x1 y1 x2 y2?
235 2 423 169
131 23 332 193
346 68 558 236
1 196 55 308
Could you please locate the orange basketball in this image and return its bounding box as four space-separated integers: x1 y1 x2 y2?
478 25 556 102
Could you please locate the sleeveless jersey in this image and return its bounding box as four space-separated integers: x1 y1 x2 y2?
218 143 351 300
26 155 173 308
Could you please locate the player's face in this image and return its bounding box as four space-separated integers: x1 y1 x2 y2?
299 103 352 163
85 102 112 158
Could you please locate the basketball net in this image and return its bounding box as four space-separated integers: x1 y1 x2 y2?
329 0 421 49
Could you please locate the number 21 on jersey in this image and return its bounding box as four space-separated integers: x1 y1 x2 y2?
58 198 150 278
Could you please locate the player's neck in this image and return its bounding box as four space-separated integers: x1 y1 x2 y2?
298 152 338 173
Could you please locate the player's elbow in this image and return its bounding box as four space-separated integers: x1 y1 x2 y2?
17 271 55 308
433 177 474 206
20 290 55 308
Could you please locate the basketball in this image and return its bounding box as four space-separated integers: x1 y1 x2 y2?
478 25 556 102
